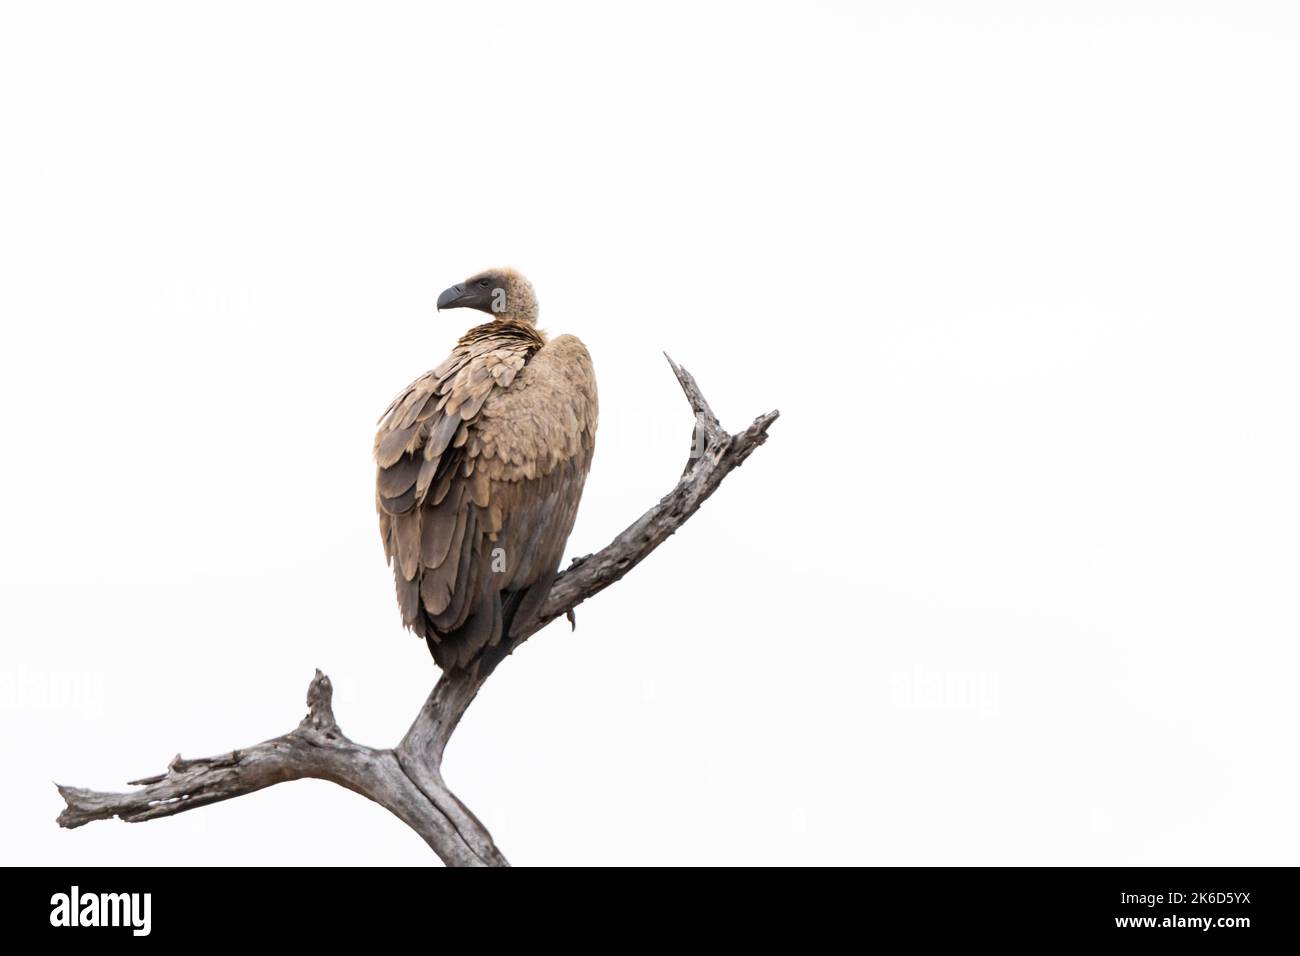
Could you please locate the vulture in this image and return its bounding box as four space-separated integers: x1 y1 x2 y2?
374 268 598 670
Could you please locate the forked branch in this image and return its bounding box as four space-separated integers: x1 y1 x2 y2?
56 357 778 866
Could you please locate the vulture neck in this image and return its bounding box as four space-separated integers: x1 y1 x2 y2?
494 303 539 326
459 319 548 349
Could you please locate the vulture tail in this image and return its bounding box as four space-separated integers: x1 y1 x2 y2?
423 581 555 673
423 591 505 671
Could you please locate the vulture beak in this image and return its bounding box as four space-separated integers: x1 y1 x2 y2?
436 283 469 311
436 280 499 314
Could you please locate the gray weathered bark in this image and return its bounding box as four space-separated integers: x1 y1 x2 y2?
56 357 778 866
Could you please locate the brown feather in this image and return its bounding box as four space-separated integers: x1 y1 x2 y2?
421 485 463 568
376 423 418 468
426 412 461 458
396 572 421 625
379 485 418 516
420 502 469 616
394 511 421 582
377 454 421 498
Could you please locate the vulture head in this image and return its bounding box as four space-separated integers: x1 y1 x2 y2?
436 267 539 326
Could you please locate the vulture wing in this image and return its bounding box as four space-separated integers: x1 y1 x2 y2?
375 323 597 669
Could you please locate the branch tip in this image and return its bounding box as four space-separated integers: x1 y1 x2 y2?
299 669 339 733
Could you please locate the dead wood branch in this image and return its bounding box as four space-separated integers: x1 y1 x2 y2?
57 357 778 866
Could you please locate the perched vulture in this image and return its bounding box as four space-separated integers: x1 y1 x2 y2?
374 268 598 670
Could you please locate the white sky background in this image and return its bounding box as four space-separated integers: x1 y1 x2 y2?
2 1 1298 865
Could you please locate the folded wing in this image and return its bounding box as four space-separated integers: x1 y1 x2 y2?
375 324 597 669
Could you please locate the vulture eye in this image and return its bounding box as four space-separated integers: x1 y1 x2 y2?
478 278 492 288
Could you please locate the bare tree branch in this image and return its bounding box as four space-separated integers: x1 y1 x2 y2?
56 671 495 867
56 357 779 866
